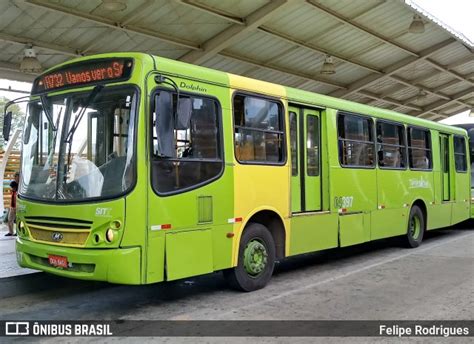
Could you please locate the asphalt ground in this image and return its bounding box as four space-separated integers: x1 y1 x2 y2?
0 223 472 343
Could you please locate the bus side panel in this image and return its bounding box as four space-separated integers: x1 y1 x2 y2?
403 170 435 225
228 77 290 265
326 110 374 247
289 213 338 255
145 76 235 283
452 170 470 224
165 229 213 281
371 169 409 240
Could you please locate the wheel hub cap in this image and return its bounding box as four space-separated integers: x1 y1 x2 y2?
243 240 267 276
410 216 421 239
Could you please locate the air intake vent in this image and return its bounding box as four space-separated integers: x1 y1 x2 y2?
198 196 213 224
24 216 92 247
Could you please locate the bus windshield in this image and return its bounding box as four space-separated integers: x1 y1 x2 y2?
20 86 137 202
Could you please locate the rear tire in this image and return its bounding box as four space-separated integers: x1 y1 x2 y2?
404 205 425 248
224 223 275 292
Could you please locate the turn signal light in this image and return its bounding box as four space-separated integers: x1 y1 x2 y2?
110 220 122 230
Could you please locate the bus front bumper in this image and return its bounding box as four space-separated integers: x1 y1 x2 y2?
16 238 142 284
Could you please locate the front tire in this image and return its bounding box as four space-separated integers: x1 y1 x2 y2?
404 205 425 248
224 223 275 292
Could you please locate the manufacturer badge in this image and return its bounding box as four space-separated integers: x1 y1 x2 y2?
51 232 63 242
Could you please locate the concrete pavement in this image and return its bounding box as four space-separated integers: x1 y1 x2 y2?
0 224 35 278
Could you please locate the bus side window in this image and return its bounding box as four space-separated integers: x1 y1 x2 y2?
151 93 223 194
408 127 432 170
233 95 285 164
376 121 406 169
454 136 467 172
338 113 374 167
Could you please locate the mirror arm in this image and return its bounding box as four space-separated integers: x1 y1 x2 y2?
4 95 31 116
154 75 180 120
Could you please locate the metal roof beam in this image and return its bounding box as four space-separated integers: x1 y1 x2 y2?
446 55 474 70
0 32 80 56
305 0 418 57
357 90 422 111
121 0 156 26
0 68 36 82
178 0 385 74
178 0 244 25
425 58 474 85
218 51 345 89
22 0 199 50
0 87 30 94
415 87 474 117
258 27 382 74
179 0 292 64
0 61 21 72
330 38 456 98
389 75 450 100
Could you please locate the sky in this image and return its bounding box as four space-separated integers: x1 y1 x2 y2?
0 0 473 122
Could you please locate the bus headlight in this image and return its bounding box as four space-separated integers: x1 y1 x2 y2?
106 229 115 243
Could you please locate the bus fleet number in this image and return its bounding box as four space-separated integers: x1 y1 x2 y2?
334 196 353 209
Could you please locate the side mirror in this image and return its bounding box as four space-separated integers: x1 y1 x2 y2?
154 91 175 158
175 98 192 130
3 111 12 142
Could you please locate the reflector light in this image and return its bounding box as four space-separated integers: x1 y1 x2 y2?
228 217 243 224
150 224 172 230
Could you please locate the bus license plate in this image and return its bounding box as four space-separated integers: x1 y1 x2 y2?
48 255 68 268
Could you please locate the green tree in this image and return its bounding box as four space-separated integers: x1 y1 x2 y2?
0 96 25 150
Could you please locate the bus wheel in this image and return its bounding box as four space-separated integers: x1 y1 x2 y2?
404 205 425 248
224 223 275 292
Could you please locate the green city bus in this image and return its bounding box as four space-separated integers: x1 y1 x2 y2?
3 53 470 291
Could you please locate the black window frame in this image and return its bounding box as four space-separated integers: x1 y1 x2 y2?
454 135 468 173
149 87 225 196
306 114 320 176
289 111 298 176
407 126 433 171
232 92 286 166
337 111 376 169
375 119 408 170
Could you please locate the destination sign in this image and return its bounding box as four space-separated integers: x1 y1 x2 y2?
32 58 133 94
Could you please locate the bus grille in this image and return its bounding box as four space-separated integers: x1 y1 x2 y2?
24 217 92 247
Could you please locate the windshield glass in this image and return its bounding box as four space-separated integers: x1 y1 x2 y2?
20 86 137 202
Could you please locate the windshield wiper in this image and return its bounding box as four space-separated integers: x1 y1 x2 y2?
63 85 104 180
40 95 57 131
65 85 104 144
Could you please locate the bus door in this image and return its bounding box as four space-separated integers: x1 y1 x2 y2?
440 133 451 201
289 106 321 213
